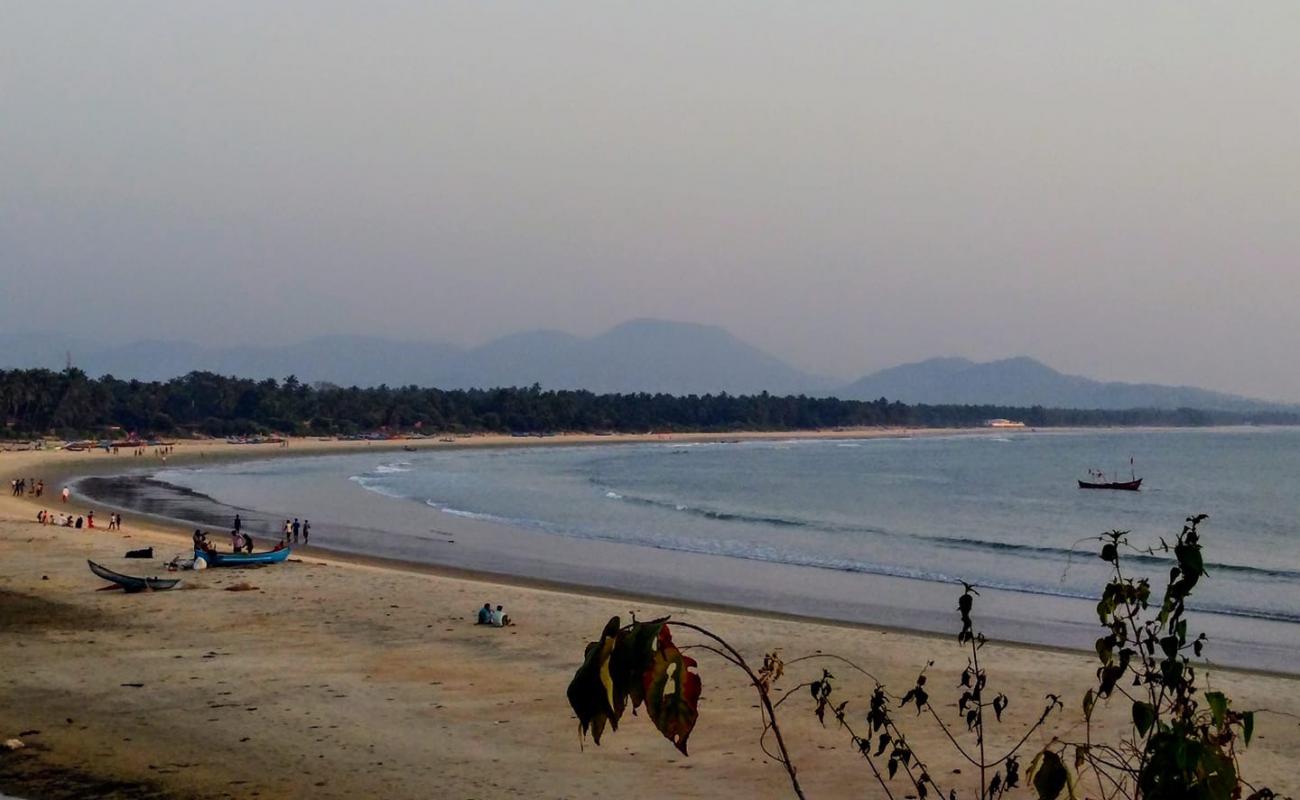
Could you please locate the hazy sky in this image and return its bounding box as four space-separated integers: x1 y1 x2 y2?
3 3 1298 399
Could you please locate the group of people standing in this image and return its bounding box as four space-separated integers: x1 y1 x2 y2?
280 517 310 545
214 513 311 554
10 477 54 498
12 478 72 504
11 477 38 496
35 508 120 529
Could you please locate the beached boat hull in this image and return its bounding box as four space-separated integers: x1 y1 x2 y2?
1078 478 1142 491
196 544 291 567
87 560 181 592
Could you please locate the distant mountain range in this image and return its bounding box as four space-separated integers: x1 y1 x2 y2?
0 321 1287 411
836 356 1284 411
0 320 831 397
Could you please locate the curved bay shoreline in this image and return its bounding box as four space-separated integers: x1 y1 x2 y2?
70 427 1300 673
3 430 1299 799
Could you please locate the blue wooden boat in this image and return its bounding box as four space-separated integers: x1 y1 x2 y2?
88 560 182 592
196 543 291 567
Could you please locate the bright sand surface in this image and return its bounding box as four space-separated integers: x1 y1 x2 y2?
2 434 1298 799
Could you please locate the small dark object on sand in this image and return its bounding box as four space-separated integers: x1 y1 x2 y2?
125 547 154 559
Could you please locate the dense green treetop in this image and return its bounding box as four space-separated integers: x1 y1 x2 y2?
1 368 1296 439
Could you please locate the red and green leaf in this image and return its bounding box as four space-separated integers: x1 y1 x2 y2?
641 624 702 755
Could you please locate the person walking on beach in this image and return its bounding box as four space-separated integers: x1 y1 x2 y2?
302 519 310 545
291 518 300 543
61 486 70 504
282 519 291 544
233 513 242 535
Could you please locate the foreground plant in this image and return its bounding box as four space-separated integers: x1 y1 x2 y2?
1030 515 1278 800
567 514 1282 800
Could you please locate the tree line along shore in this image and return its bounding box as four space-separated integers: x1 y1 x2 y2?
2 367 1298 439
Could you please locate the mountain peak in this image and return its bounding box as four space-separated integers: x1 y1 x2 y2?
838 356 1277 411
0 321 829 395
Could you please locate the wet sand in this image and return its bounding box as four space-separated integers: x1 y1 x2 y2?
2 435 1298 799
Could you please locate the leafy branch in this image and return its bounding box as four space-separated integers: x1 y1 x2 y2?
567 514 1285 800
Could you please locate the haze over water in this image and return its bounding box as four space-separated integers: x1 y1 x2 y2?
93 428 1300 672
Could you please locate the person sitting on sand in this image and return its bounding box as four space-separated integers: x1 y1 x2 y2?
490 605 510 627
476 603 493 624
36 509 45 524
74 516 83 529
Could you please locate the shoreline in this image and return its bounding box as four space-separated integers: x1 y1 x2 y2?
61 426 1300 675
23 424 1300 678
4 429 1299 798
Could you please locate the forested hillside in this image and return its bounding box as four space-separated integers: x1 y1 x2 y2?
2 368 1296 439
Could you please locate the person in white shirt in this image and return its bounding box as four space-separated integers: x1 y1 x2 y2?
490 605 511 627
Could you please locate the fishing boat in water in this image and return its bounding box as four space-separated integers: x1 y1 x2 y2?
196 543 291 567
1078 476 1143 491
87 560 182 592
1079 459 1142 491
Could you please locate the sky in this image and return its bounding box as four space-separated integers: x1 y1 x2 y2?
2 2 1298 399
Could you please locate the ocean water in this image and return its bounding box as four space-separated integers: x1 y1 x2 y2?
95 428 1300 670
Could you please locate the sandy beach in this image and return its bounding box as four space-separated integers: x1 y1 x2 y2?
2 434 1298 799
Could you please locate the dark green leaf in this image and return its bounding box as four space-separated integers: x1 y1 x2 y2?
566 616 623 745
1131 701 1156 737
1028 750 1069 800
1206 691 1228 728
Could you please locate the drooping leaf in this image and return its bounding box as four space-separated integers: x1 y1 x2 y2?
1027 750 1070 800
875 732 891 757
1206 691 1228 728
1243 711 1255 745
641 624 701 755
567 616 623 745
992 693 1008 722
610 619 664 714
1082 689 1096 721
1131 701 1156 737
